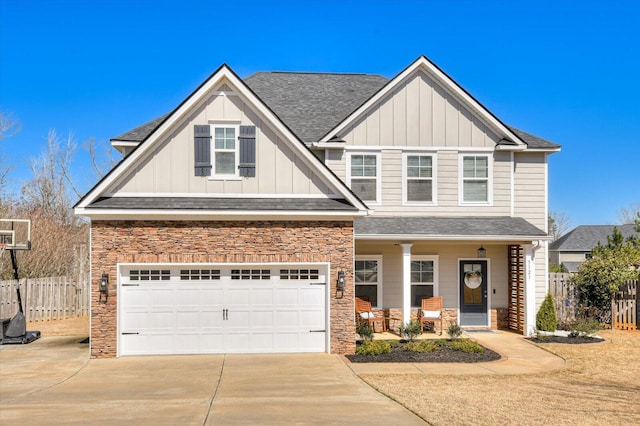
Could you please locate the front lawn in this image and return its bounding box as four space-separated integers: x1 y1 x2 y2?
360 330 640 425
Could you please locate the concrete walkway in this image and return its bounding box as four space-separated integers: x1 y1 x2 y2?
1 336 423 425
1 331 564 424
346 330 566 375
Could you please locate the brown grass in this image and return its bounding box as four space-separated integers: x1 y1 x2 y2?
27 315 89 336
360 330 640 426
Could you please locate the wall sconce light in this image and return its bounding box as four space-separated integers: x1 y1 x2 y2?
477 246 486 258
99 272 109 303
336 269 345 298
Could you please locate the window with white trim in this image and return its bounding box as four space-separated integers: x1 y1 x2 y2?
355 256 382 307
213 126 238 176
410 256 439 307
461 155 490 203
349 153 379 203
404 154 434 204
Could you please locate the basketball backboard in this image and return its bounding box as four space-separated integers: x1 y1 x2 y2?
0 219 31 250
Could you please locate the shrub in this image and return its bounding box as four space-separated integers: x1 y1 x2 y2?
356 321 374 341
355 340 392 355
566 317 601 337
404 340 439 353
388 340 400 348
448 339 484 354
536 293 557 332
400 320 422 342
446 321 463 339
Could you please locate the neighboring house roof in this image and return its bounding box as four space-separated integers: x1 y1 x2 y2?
562 262 583 273
354 216 548 240
88 197 357 211
111 59 560 151
549 224 638 251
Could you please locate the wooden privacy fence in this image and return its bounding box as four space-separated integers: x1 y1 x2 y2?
0 275 90 321
612 280 638 331
549 272 576 324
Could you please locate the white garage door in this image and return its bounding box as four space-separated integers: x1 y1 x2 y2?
118 265 327 356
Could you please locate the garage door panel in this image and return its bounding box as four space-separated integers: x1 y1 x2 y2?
275 288 299 305
251 311 274 327
250 288 273 305
120 265 327 355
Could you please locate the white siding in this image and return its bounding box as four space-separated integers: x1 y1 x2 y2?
513 152 547 230
107 79 334 197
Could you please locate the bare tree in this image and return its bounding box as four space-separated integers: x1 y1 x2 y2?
83 136 119 179
20 129 81 224
549 210 572 241
617 203 640 224
0 111 22 197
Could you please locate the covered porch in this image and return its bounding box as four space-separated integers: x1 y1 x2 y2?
353 216 550 335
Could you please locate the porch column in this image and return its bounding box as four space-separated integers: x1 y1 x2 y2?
524 244 537 336
401 243 413 325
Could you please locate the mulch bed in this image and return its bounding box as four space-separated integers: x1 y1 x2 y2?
527 335 604 344
346 340 502 363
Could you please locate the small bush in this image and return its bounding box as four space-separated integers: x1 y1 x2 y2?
448 339 484 354
446 321 463 339
356 321 374 341
536 293 557 332
404 340 439 353
388 340 400 348
355 340 392 355
566 317 601 337
400 320 422 342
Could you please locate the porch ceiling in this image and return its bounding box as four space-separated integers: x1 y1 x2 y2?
354 216 549 241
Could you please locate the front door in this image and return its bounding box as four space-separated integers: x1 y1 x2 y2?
459 260 488 326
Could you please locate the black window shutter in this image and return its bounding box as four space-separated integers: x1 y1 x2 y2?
238 125 256 177
194 125 212 176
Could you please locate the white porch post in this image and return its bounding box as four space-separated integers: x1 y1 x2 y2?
524 244 537 336
401 243 413 325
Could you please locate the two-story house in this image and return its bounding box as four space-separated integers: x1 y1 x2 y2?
75 56 560 358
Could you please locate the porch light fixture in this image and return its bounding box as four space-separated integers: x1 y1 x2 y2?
99 272 109 303
477 246 486 258
336 269 345 298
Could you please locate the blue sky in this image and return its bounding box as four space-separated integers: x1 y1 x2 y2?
1 0 638 227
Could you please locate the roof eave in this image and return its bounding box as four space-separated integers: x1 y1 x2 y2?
355 233 552 241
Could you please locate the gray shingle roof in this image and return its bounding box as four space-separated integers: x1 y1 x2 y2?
88 197 358 211
508 127 560 150
549 224 638 251
244 72 388 143
110 70 559 150
112 114 169 141
354 216 547 238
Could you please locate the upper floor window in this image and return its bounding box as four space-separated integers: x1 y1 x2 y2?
348 153 380 203
404 154 435 204
214 126 238 175
461 154 491 204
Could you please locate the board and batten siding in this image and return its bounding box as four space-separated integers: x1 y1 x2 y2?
340 70 501 149
107 80 333 197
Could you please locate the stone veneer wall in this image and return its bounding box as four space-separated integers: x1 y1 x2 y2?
90 220 355 358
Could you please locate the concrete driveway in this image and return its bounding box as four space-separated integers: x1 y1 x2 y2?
0 336 424 425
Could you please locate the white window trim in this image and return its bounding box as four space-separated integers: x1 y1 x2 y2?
402 152 437 206
411 255 439 307
347 151 381 205
458 153 493 206
209 123 241 181
355 255 383 308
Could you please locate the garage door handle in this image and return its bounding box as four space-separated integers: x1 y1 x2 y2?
122 332 139 335
309 330 326 333
223 309 228 320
